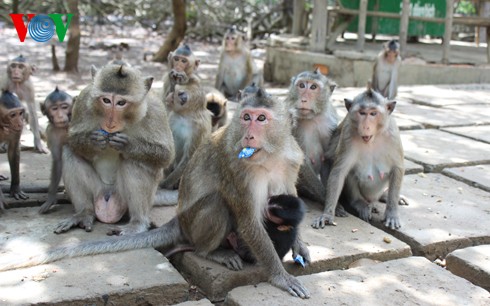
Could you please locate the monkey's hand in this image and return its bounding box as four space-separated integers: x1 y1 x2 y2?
90 130 108 150
384 208 401 230
39 198 56 214
291 238 311 266
311 213 336 229
10 186 28 200
108 132 128 151
270 272 310 299
34 141 49 154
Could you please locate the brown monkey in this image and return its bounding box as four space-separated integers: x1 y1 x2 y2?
204 87 228 131
312 88 404 229
161 80 212 189
0 55 48 153
55 64 175 235
215 27 263 100
0 89 311 299
38 87 73 214
0 90 29 210
285 69 340 206
162 44 200 100
372 40 401 100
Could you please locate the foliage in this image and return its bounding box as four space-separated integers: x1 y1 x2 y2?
455 0 476 16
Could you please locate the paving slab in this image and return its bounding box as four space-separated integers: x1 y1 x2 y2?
442 165 490 193
224 257 490 306
395 102 490 128
397 84 490 106
169 200 411 302
174 299 214 306
370 174 490 260
441 125 490 144
400 129 490 172
0 206 189 305
404 159 424 175
446 245 490 292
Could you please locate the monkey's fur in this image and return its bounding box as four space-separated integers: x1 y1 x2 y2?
312 88 404 229
0 89 311 299
54 65 175 235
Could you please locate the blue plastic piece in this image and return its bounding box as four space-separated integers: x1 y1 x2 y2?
238 147 255 159
294 255 306 268
98 129 110 136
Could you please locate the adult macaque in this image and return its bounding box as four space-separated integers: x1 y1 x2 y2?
204 87 228 131
0 90 28 211
285 69 340 205
372 40 401 100
161 80 212 189
38 87 73 214
162 44 200 100
55 64 175 235
312 88 404 230
215 27 263 100
1 89 311 299
0 55 48 153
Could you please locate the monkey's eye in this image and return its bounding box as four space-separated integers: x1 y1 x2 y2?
181 58 188 64
116 100 127 106
51 106 59 111
10 63 18 69
10 112 17 118
19 110 24 116
102 98 111 104
310 84 317 90
18 64 25 69
257 114 266 121
243 113 251 121
359 111 367 116
370 111 377 116
299 83 306 89
61 104 69 110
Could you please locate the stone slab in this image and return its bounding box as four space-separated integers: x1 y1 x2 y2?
397 85 490 106
0 206 189 305
446 245 490 292
400 129 490 172
224 257 490 306
404 159 424 175
395 102 490 128
174 299 214 306
443 165 490 193
441 125 490 144
371 174 490 260
170 200 411 302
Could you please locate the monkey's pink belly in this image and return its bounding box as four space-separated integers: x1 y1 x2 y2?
94 192 127 223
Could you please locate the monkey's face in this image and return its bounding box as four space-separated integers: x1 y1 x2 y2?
0 106 25 133
351 104 385 144
168 90 189 113
238 107 274 160
8 62 29 83
293 80 323 119
97 94 129 133
47 100 72 128
385 50 399 64
171 55 190 73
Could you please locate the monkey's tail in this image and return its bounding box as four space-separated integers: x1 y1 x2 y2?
153 189 179 206
0 217 182 272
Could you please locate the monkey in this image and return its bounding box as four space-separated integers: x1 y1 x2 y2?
372 40 401 100
162 44 200 100
108 44 131 67
160 79 212 189
0 90 29 211
215 27 263 101
311 87 404 230
38 87 74 214
0 89 311 299
237 82 260 100
0 55 48 153
204 87 228 131
54 64 175 235
285 69 342 208
228 195 306 263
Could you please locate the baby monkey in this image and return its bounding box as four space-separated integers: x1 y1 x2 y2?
38 87 73 214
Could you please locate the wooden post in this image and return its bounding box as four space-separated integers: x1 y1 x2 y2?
442 0 454 64
399 0 410 58
357 0 368 51
309 0 327 52
487 26 490 63
292 0 306 35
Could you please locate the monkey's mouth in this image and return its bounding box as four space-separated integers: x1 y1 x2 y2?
362 136 373 143
54 121 69 128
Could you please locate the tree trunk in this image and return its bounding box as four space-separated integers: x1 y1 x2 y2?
12 0 19 14
51 45 60 71
153 0 187 63
64 0 80 73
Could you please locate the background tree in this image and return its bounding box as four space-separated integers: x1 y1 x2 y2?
152 0 186 62
64 0 80 73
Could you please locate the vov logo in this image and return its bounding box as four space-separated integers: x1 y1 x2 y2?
10 14 73 43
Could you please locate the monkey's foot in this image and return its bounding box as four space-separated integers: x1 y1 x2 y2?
54 213 95 234
335 204 349 217
270 272 310 299
34 142 49 154
39 199 56 214
204 249 244 271
384 210 401 229
357 205 372 222
10 187 29 200
311 213 336 229
107 222 149 236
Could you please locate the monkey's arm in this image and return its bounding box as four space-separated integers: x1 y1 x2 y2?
24 88 48 153
215 55 225 90
39 133 63 213
387 60 400 100
384 163 404 229
7 134 28 200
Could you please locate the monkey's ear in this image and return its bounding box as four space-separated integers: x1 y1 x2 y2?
329 81 337 93
386 101 396 114
144 77 154 92
31 64 37 74
313 67 321 75
344 98 353 111
40 102 47 115
91 65 98 80
167 52 174 63
256 88 265 98
195 59 200 70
